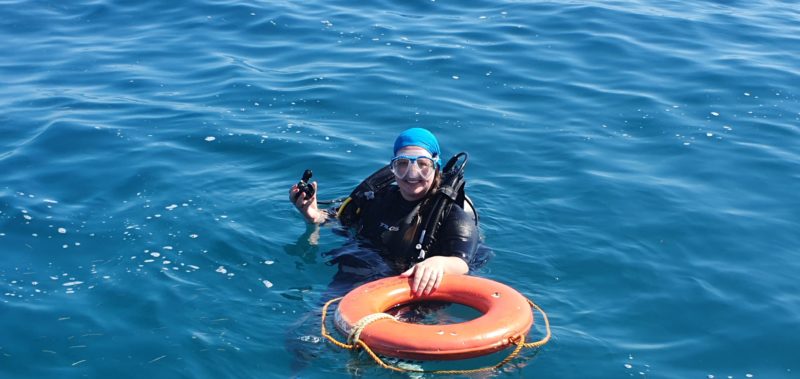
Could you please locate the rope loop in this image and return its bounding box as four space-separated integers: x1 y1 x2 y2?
320 297 355 349
347 313 396 345
523 299 552 349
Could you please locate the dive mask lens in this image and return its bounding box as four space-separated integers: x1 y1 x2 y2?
391 156 436 180
391 157 412 178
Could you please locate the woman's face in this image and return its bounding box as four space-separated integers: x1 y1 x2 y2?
393 146 436 201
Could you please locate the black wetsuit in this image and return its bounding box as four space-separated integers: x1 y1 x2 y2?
320 184 487 299
353 185 479 270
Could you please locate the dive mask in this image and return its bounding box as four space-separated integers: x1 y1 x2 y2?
390 155 438 180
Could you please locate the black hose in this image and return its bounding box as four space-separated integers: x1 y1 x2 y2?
317 197 348 205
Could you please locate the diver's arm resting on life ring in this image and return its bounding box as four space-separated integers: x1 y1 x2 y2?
400 256 469 297
399 204 480 297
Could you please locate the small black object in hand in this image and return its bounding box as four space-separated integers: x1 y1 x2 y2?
296 169 315 199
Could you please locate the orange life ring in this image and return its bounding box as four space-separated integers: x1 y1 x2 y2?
334 275 534 360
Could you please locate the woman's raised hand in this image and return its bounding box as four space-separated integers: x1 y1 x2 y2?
289 181 326 224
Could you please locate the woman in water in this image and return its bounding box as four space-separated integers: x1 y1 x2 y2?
289 128 480 297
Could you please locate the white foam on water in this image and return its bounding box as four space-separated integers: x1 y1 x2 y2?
262 280 273 288
299 335 320 343
216 266 227 274
205 136 216 142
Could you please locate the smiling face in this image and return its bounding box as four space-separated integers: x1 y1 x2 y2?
393 146 436 201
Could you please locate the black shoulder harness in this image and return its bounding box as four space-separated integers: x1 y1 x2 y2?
412 152 475 261
336 164 395 227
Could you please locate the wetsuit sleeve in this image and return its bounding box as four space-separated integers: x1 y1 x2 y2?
435 205 479 264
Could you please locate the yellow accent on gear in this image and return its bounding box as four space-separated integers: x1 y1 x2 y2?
335 197 353 219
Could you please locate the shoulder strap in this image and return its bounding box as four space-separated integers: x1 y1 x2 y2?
412 152 475 261
337 164 394 226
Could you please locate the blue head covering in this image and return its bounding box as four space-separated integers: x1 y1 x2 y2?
393 128 441 159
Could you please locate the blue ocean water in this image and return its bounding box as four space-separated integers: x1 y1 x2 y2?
1 0 799 378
